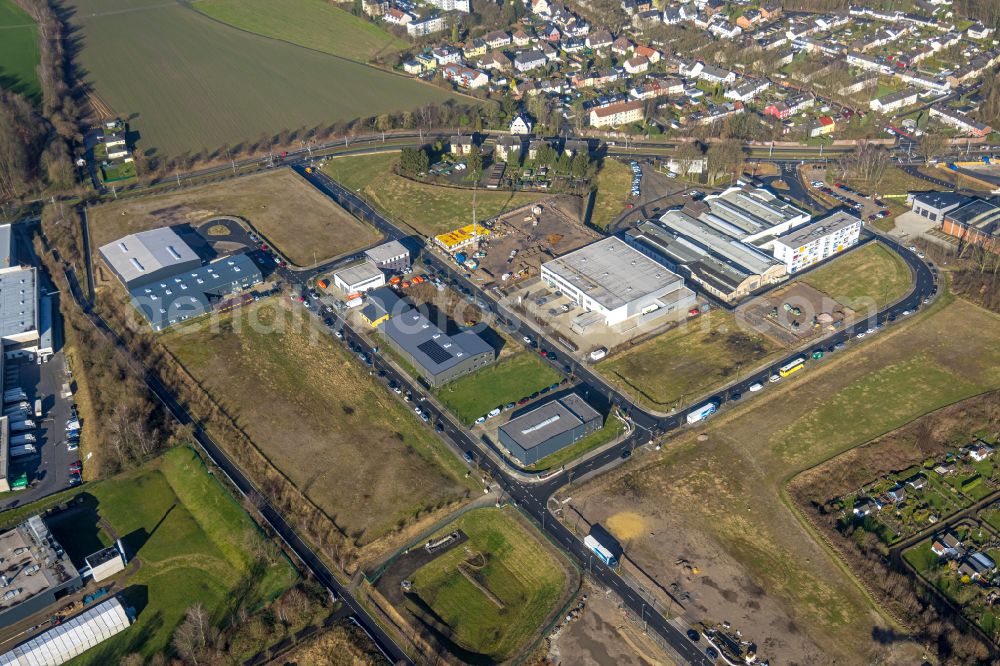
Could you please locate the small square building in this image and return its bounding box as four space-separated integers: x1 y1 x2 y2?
333 260 385 294
499 393 602 465
365 240 411 272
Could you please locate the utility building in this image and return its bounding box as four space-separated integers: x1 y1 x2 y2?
499 393 602 464
540 237 694 326
333 260 385 294
364 240 411 272
379 310 495 387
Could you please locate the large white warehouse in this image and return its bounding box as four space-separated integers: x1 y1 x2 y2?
540 237 695 326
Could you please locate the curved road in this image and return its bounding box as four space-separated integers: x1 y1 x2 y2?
290 163 937 664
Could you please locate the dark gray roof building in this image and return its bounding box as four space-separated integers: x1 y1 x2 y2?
910 191 969 222
130 253 262 331
379 310 495 387
499 393 602 465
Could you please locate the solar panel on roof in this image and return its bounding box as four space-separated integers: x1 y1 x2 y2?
417 339 453 364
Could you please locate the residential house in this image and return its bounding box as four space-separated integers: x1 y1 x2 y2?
929 104 992 137
698 64 736 85
541 23 561 41
735 9 761 31
624 55 650 74
514 50 548 72
531 0 551 15
384 8 413 24
362 0 388 16
663 7 682 24
402 59 423 75
450 135 475 155
586 30 613 50
564 139 589 157
589 99 645 127
433 46 462 65
959 552 996 580
611 37 632 56
869 88 919 113
853 499 881 516
724 78 769 102
528 139 551 160
887 486 906 503
407 16 446 37
807 115 836 137
463 39 487 58
634 45 661 63
495 135 523 161
709 20 742 39
967 440 995 462
931 531 963 558
480 51 512 71
512 29 532 47
485 30 511 48
441 64 489 89
633 9 662 27
905 474 927 490
759 1 781 20
968 22 993 40
510 114 533 135
763 94 813 119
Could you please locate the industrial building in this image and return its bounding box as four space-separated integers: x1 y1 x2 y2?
379 310 495 387
0 225 52 360
0 597 133 665
0 515 83 627
499 393 602 465
364 240 411 272
98 227 201 289
624 186 814 303
130 253 263 331
908 191 969 222
770 210 862 273
540 237 695 327
333 260 386 294
940 197 1000 251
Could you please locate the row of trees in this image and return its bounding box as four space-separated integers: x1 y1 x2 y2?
0 0 78 202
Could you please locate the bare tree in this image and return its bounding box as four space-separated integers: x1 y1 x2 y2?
172 603 216 666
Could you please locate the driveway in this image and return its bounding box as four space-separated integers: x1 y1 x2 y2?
887 211 957 249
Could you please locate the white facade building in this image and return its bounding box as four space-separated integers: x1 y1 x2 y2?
540 237 695 326
770 210 862 273
333 261 386 293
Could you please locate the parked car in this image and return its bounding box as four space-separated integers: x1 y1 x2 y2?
748 382 764 392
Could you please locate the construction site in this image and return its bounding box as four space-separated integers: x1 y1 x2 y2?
738 282 852 348
461 197 597 291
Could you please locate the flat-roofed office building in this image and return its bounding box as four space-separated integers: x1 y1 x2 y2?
379 310 495 387
540 237 695 326
98 227 201 289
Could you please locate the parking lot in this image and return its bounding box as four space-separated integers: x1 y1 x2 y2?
801 165 889 222
2 351 78 508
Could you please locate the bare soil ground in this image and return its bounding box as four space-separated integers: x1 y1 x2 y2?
569 294 1000 665
478 197 599 288
548 580 676 666
161 299 474 548
738 282 851 348
89 169 381 266
269 620 384 665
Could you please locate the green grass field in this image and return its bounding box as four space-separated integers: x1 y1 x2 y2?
163 300 474 545
193 0 406 62
409 507 569 662
69 0 460 155
526 417 625 471
589 159 633 229
435 352 562 425
322 153 539 236
599 310 782 410
801 242 911 311
0 0 40 102
50 446 297 664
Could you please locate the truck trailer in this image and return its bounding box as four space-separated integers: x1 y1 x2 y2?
9 420 35 432
3 389 27 403
686 400 719 425
3 403 29 416
10 434 36 446
584 535 618 566
9 444 36 458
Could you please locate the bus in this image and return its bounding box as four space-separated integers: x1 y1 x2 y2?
778 356 807 378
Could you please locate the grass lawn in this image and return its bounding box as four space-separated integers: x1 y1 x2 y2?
53 446 297 664
322 153 538 237
194 0 406 62
598 310 782 410
576 293 1000 662
68 0 461 155
800 242 911 311
89 169 380 267
0 0 40 102
589 159 633 229
434 352 562 425
525 416 626 471
844 165 934 198
100 161 137 183
409 507 570 662
162 300 474 546
903 541 939 576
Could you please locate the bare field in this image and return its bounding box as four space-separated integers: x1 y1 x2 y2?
89 169 381 266
161 299 474 546
571 295 1000 664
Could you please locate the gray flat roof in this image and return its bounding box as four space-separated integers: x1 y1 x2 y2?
541 237 683 312
500 393 601 451
0 267 37 341
658 211 779 275
0 517 80 612
912 191 969 210
334 260 383 288
364 240 409 264
0 225 13 269
381 310 494 376
705 187 809 234
98 227 200 285
130 253 262 330
775 210 861 247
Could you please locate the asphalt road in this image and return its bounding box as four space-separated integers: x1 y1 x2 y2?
289 158 937 665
